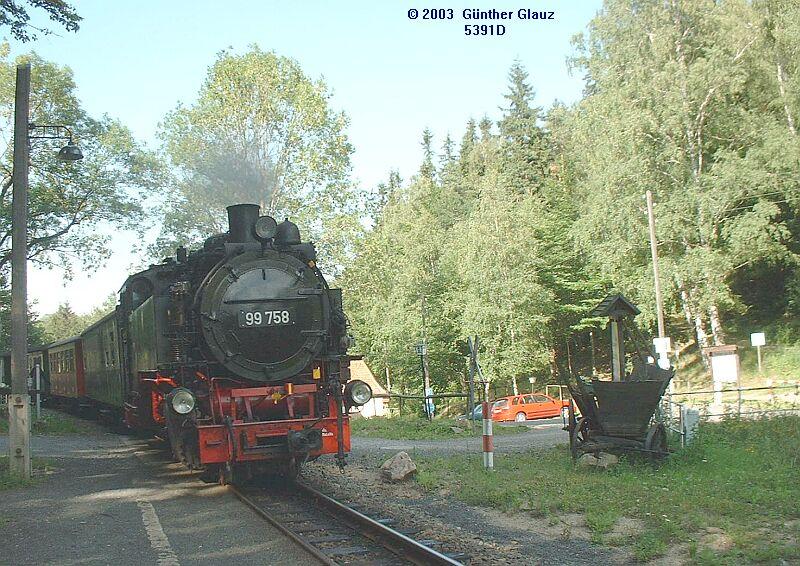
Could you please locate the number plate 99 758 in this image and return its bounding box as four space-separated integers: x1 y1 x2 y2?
238 309 292 327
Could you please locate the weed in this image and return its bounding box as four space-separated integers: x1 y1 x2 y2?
0 408 91 436
633 532 667 561
350 415 528 440
0 456 56 491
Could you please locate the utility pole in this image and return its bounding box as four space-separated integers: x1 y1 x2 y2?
646 190 666 338
467 336 477 433
9 63 31 478
419 296 432 421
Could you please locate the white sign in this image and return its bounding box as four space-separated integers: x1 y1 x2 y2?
528 377 534 384
711 353 739 383
750 332 766 347
653 337 672 354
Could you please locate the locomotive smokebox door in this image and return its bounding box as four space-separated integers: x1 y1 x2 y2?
199 250 330 382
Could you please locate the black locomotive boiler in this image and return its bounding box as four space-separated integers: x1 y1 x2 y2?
111 204 371 481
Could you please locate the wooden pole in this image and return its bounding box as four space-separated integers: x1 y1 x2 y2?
467 336 476 434
646 190 666 338
9 63 31 478
610 319 625 381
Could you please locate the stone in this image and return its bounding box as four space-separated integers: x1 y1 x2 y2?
380 451 417 481
450 426 465 434
577 451 619 469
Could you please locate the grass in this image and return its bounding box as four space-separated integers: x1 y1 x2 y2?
0 407 92 435
350 415 529 440
415 416 800 563
0 457 57 491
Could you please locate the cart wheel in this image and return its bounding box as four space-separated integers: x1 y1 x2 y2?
570 417 590 460
645 422 668 462
566 401 577 432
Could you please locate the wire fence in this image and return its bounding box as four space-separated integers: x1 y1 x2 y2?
660 383 800 447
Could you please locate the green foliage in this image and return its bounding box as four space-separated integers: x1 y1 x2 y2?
0 0 80 42
566 0 800 346
38 294 115 342
0 46 163 278
342 61 600 394
416 416 800 561
155 46 359 275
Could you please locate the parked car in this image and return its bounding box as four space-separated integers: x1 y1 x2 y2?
491 393 569 422
456 403 483 421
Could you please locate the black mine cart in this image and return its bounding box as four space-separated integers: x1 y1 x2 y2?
567 366 673 461
567 293 674 461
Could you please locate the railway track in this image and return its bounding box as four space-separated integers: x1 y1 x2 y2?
231 481 466 565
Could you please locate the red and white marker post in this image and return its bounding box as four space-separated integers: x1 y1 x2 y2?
482 401 494 470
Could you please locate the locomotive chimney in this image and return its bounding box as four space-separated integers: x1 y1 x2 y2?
226 203 260 243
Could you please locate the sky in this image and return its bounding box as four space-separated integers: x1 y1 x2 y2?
7 0 604 315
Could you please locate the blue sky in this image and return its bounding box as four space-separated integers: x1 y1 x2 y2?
8 0 603 314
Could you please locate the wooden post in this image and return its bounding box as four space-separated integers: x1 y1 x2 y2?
9 63 32 478
646 190 666 338
610 318 625 381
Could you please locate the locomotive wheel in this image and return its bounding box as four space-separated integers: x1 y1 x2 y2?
198 465 220 484
219 463 236 486
645 422 668 462
570 417 590 461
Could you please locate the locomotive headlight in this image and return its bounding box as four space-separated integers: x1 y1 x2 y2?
344 380 372 406
254 215 278 240
171 388 196 415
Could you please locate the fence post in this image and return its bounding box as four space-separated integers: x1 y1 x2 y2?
482 401 493 471
737 386 742 417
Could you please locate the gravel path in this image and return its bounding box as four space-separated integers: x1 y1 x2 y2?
303 450 629 565
0 424 322 565
351 418 569 456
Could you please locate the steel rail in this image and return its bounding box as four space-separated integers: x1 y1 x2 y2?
296 482 464 566
229 485 335 565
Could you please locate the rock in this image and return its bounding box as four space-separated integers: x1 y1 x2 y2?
577 452 619 469
450 426 465 434
380 451 418 481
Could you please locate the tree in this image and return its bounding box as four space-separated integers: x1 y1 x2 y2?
0 47 163 277
0 279 48 349
39 293 116 342
0 0 80 42
565 0 800 349
39 302 82 340
155 46 358 274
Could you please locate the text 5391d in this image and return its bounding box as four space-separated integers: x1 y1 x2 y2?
464 24 506 36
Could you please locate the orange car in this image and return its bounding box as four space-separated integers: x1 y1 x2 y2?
491 393 569 423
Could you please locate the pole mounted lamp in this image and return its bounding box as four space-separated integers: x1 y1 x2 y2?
8 63 83 479
28 123 84 161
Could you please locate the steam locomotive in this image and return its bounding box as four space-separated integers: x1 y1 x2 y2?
8 204 371 483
